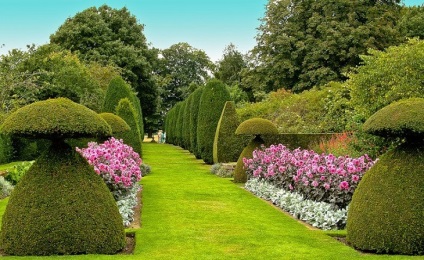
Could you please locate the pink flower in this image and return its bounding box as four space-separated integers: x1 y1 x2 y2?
352 175 360 183
312 180 319 187
339 181 350 190
323 183 330 190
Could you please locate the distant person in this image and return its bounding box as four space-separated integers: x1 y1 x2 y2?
157 130 163 143
162 132 166 143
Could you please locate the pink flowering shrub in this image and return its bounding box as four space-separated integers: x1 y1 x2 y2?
243 144 376 208
76 137 142 194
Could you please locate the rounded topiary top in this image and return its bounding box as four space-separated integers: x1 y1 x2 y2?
235 118 278 135
99 113 130 135
363 98 424 139
1 98 111 139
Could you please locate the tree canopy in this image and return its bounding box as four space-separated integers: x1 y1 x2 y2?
50 5 158 124
246 0 403 94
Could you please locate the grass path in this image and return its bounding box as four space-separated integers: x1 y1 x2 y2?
0 143 420 259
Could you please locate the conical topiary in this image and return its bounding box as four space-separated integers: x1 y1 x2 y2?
0 98 125 256
347 98 424 255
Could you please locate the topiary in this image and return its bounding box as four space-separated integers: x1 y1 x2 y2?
197 80 231 164
115 98 143 156
0 98 125 256
183 94 193 151
176 101 186 148
190 86 204 158
99 112 131 136
233 118 278 183
213 101 246 163
347 98 424 255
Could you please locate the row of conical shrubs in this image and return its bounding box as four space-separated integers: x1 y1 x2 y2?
165 79 245 164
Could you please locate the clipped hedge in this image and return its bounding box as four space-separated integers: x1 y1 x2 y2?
233 137 263 183
1 98 111 139
103 76 144 138
362 98 424 140
263 133 334 150
99 113 131 135
197 80 231 164
213 101 246 163
176 102 185 147
235 118 278 135
183 94 193 151
190 86 204 158
347 144 424 255
115 98 142 156
0 143 125 255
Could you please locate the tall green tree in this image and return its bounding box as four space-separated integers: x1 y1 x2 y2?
50 5 158 128
397 5 424 39
155 42 213 112
214 43 247 87
247 0 402 94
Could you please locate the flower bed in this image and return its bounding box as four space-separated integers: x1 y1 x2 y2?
77 137 142 227
243 144 376 209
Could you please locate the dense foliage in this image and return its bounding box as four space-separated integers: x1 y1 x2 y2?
99 113 130 135
189 86 204 158
362 98 424 140
347 144 424 255
247 0 402 94
0 143 125 255
0 98 111 139
349 38 424 119
213 101 246 163
50 5 158 128
115 98 143 156
197 80 231 164
235 118 278 135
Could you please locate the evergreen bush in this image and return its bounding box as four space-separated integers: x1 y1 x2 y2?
176 101 186 148
183 94 193 151
0 98 124 255
213 101 246 163
347 98 424 255
190 86 204 159
197 80 231 164
99 112 131 135
115 98 143 156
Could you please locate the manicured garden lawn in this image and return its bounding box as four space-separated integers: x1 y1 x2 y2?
0 142 421 259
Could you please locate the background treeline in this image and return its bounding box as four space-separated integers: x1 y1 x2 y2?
0 1 423 162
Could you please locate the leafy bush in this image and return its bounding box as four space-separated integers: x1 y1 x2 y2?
213 101 246 163
0 133 13 164
115 98 143 156
235 118 278 135
244 144 376 209
183 95 193 151
0 176 14 199
233 137 263 183
5 161 34 185
246 179 347 230
349 38 424 119
140 163 151 177
99 113 130 135
210 163 222 174
1 143 125 255
197 80 231 164
76 137 142 227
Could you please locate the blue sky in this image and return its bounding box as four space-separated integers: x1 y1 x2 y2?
0 0 422 62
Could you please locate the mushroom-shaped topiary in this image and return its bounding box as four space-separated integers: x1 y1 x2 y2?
99 112 131 135
233 118 278 183
347 98 424 255
0 98 125 256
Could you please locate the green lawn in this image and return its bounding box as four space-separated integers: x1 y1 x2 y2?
0 143 421 259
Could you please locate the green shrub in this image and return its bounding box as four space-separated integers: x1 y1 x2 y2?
1 98 111 139
5 161 34 185
362 98 424 141
346 144 424 255
99 112 131 135
190 86 204 158
263 133 334 150
213 101 246 163
176 101 186 147
164 107 175 144
0 176 13 199
0 143 125 255
0 134 13 164
197 80 231 164
183 94 193 151
233 137 263 183
103 76 144 138
115 98 143 156
235 118 278 135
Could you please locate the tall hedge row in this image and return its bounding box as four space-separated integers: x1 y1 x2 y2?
197 80 231 164
183 94 193 151
213 101 245 163
115 98 143 156
190 87 204 159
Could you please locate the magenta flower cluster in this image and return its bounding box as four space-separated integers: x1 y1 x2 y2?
76 137 142 192
243 144 376 208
